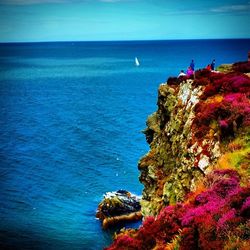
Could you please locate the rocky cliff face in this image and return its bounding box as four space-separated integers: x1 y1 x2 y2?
138 64 250 217
106 61 250 250
139 79 220 216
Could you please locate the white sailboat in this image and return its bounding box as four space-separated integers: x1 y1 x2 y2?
135 57 140 66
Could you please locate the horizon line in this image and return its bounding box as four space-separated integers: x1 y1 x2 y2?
1 37 250 44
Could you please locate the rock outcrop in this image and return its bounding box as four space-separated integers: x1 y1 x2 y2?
106 61 250 249
96 190 142 229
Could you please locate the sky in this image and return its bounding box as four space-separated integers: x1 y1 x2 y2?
0 0 249 42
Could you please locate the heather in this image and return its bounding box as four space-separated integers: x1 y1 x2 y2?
107 170 250 250
192 92 250 140
233 61 250 73
106 61 250 249
192 67 250 141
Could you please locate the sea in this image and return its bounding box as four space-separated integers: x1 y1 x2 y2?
0 39 249 250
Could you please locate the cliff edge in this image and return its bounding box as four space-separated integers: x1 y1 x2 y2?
106 61 250 250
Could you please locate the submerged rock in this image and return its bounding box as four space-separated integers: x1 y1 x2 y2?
96 190 142 229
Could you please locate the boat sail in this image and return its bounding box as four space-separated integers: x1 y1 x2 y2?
135 57 140 66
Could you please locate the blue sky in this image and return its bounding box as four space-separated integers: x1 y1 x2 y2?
0 0 249 42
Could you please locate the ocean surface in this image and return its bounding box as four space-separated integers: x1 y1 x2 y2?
0 39 249 249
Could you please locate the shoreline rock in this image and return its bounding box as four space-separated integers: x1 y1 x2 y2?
102 211 142 229
96 190 142 229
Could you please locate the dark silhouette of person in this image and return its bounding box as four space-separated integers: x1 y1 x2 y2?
190 59 195 71
211 59 215 70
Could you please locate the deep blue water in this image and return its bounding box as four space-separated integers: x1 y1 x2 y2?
0 39 249 250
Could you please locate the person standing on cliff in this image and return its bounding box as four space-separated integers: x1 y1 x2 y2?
190 59 195 71
178 70 186 77
186 66 194 77
206 64 211 71
211 59 215 70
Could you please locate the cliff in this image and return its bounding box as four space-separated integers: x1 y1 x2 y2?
139 62 250 217
106 61 250 250
139 78 217 216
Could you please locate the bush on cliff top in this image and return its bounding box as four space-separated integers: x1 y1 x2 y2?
200 72 250 99
192 68 250 140
233 61 250 73
192 92 250 140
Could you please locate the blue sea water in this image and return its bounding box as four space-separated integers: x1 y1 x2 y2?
0 39 249 250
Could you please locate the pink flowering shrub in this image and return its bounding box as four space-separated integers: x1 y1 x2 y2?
167 75 189 86
200 72 250 99
217 209 237 234
194 68 212 79
192 91 250 140
167 77 179 85
240 196 250 217
106 170 250 250
107 235 141 250
233 61 250 73
191 63 250 137
219 119 228 128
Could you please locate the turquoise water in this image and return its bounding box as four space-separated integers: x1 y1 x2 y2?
0 40 249 249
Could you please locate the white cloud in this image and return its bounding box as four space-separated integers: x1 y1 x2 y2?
210 3 250 13
0 0 134 4
0 0 82 5
162 3 250 16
